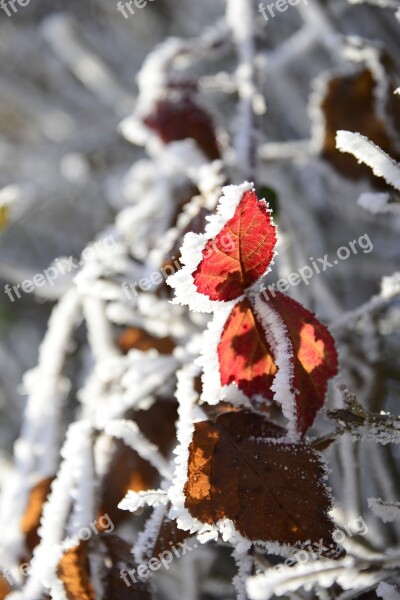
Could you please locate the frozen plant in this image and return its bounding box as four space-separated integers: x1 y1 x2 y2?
0 0 400 599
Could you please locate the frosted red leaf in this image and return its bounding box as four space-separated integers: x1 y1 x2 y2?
261 292 338 435
215 291 337 435
193 190 276 301
217 298 277 399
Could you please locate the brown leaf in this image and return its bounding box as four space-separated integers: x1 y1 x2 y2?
117 328 175 355
20 477 54 553
185 410 337 549
57 535 152 600
320 67 400 185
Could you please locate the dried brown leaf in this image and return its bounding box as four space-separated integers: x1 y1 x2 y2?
57 535 152 600
185 410 338 549
117 328 175 355
320 68 400 185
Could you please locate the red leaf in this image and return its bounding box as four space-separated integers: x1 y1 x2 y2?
259 292 338 435
218 298 277 399
185 410 339 550
216 292 337 435
193 190 276 301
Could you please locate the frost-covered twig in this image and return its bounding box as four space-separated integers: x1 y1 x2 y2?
358 192 400 215
368 498 400 523
23 421 93 600
332 273 400 331
336 131 400 191
119 489 169 513
83 295 119 362
105 419 172 480
0 289 81 568
226 0 258 179
326 385 400 445
258 140 315 162
347 0 400 8
247 554 400 600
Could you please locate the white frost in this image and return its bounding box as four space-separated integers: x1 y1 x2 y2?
247 556 380 600
368 497 400 523
23 421 93 600
336 131 400 191
377 582 400 600
232 549 254 600
358 193 400 215
252 293 299 440
119 489 169 513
